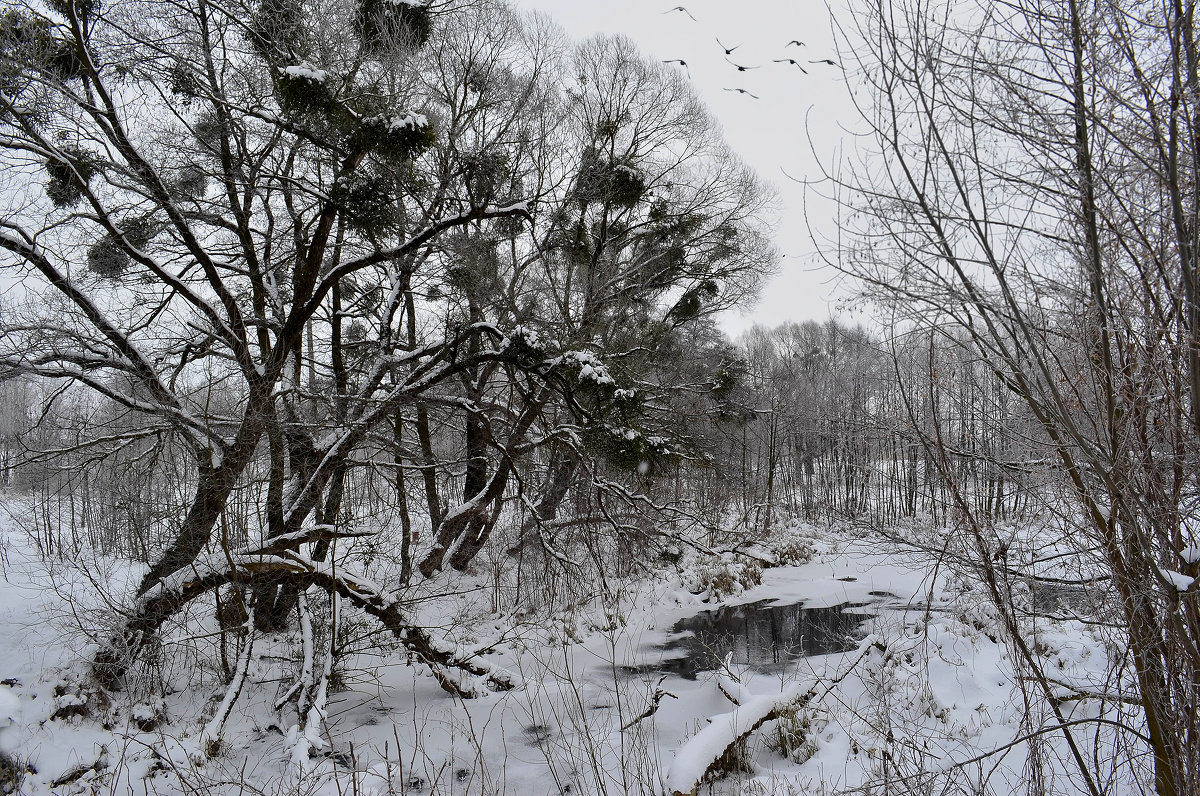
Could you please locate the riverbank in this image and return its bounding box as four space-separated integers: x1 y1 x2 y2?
0 506 1126 795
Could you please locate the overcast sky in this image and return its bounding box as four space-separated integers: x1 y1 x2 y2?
511 0 858 336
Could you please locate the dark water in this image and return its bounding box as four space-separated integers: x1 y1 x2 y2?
636 600 873 680
1029 582 1102 615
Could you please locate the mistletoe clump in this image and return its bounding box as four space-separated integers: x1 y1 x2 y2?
167 61 202 102
275 62 334 117
668 278 720 322
581 423 673 476
87 237 127 278
501 325 555 371
555 350 616 390
171 162 209 198
44 146 102 208
189 113 225 157
331 172 402 235
87 217 156 278
539 349 674 475
48 0 97 21
356 111 435 160
356 0 432 53
0 9 86 85
575 149 647 208
462 150 510 201
246 0 307 62
443 232 501 296
547 351 641 421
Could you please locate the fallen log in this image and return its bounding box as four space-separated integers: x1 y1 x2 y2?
93 550 517 698
662 682 816 796
662 636 884 795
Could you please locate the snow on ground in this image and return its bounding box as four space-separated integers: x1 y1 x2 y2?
0 503 1136 795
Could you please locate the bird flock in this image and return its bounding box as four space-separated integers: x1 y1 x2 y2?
661 6 839 99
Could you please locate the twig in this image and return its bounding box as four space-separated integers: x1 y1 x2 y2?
621 678 677 731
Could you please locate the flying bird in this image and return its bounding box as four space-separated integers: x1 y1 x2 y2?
663 59 691 76
716 37 740 56
663 6 696 20
809 58 839 66
774 58 809 73
725 58 760 72
723 87 759 98
787 40 806 47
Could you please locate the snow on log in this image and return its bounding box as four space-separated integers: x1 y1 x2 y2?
662 681 816 796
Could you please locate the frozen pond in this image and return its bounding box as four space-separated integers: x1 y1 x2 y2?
637 598 875 679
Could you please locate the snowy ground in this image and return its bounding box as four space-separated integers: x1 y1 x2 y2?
0 500 1136 795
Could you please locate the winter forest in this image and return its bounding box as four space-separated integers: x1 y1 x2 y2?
0 0 1197 793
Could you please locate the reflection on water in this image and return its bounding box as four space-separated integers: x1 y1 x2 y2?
639 600 871 679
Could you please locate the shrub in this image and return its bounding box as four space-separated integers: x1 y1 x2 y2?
767 705 822 764
690 555 763 600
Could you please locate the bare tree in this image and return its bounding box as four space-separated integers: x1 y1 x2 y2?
837 0 1200 792
412 31 778 575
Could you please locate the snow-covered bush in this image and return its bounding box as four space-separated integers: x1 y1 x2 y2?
50 679 106 722
773 537 817 566
129 699 164 732
687 554 763 600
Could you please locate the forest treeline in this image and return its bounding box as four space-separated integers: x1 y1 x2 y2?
0 316 1050 568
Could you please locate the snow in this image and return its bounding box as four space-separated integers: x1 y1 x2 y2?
553 350 616 385
130 703 156 723
53 693 85 710
0 501 1151 795
363 112 429 132
1180 545 1200 565
280 63 328 83
0 686 19 755
506 324 542 349
1160 568 1195 592
0 689 18 731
